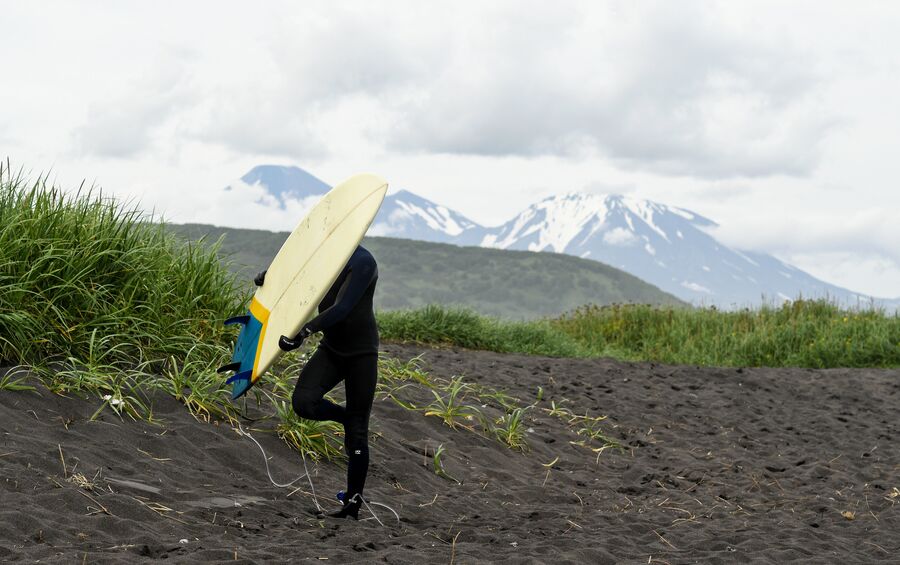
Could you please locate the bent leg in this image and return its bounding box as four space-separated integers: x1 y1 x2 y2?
342 354 378 499
292 348 346 424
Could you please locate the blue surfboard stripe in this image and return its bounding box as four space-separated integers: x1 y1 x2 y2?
225 308 265 399
228 371 253 399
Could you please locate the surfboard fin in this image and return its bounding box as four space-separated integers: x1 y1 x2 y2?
216 362 241 374
224 315 250 327
226 370 253 400
225 370 251 385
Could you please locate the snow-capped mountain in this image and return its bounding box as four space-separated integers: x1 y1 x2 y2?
370 189 486 244
480 192 882 308
229 165 898 309
229 165 331 209
232 166 483 242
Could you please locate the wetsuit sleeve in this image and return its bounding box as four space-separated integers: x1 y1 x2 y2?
304 256 377 333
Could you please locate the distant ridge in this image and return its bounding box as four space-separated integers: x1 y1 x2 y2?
169 223 686 319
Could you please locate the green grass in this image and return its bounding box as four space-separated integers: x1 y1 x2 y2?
0 369 35 392
0 164 344 460
273 398 344 461
376 357 620 454
493 407 529 451
431 444 459 483
553 301 900 368
423 376 479 430
378 301 900 368
0 163 245 369
377 305 587 357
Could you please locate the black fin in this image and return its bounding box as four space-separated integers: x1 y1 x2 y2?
224 315 250 327
217 362 241 374
226 370 252 385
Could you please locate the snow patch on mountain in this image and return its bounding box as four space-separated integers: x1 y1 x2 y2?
602 227 638 246
370 189 483 243
682 281 712 293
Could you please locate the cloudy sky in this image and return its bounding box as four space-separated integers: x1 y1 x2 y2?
3 1 899 297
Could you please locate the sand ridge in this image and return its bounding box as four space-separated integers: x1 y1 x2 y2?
1 344 898 563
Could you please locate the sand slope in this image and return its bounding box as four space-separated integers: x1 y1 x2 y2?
1 344 898 564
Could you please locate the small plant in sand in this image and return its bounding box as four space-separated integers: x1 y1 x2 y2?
493 408 529 451
431 444 459 483
542 401 623 453
424 376 480 429
469 382 522 412
46 331 128 395
0 368 35 392
88 373 153 422
160 347 237 423
39 330 153 421
573 417 621 448
377 354 435 388
273 399 344 461
375 354 436 410
545 400 573 419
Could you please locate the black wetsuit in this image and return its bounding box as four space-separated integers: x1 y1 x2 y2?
291 246 378 505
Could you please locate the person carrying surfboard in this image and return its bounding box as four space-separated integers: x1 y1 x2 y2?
257 245 379 520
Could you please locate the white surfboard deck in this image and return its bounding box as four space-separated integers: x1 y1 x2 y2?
224 173 387 398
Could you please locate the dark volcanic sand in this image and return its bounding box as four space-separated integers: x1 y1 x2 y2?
1 344 898 564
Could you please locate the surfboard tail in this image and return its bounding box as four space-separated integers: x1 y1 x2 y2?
221 298 270 400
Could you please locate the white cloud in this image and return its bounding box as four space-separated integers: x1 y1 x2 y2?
385 2 833 178
2 1 900 298
710 208 900 265
784 251 900 300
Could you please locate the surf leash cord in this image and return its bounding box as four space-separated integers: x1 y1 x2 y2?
234 419 400 526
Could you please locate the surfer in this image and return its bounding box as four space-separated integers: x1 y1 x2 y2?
256 245 379 520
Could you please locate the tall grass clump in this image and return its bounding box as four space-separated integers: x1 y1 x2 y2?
0 164 352 461
553 301 900 368
0 162 246 371
377 301 897 368
377 305 586 357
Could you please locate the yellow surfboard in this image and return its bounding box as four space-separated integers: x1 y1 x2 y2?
220 173 388 399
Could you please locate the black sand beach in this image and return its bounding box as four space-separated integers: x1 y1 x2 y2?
1 344 898 563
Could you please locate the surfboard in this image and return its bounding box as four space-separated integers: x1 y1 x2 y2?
219 173 388 399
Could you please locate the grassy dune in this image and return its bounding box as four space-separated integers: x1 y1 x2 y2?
0 167 244 369
0 165 346 456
